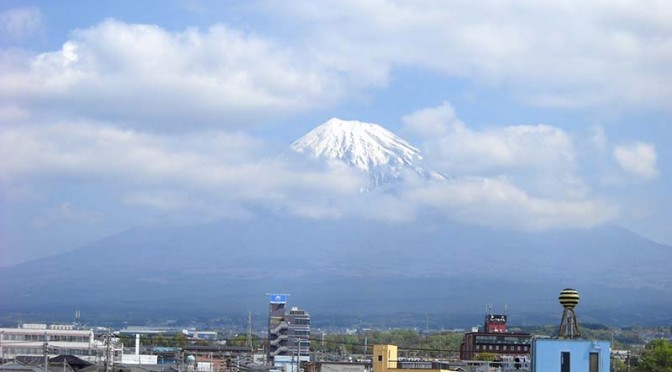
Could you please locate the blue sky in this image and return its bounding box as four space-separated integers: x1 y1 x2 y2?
1 0 670 266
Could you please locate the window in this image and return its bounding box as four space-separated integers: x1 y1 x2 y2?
378 355 382 362
589 352 599 372
561 351 570 372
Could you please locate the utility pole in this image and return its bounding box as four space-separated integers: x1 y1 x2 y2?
611 332 615 372
246 312 253 351
627 350 630 372
104 330 112 372
294 336 298 372
43 332 49 372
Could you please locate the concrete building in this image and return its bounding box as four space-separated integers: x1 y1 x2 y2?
268 294 289 363
285 307 311 361
119 334 158 365
373 345 458 372
183 331 218 340
304 361 369 372
180 344 252 372
459 311 531 361
0 324 122 364
267 294 311 370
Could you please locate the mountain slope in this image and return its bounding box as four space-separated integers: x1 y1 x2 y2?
0 214 670 325
2 119 671 326
291 118 444 187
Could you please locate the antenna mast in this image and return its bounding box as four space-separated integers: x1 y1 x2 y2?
246 312 253 351
74 310 81 329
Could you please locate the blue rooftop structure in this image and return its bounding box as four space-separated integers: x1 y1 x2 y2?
531 339 610 372
530 288 611 372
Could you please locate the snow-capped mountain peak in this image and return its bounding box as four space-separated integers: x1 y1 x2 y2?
291 118 444 186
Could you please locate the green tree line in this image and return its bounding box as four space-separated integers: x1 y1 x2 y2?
116 333 196 348
318 330 463 359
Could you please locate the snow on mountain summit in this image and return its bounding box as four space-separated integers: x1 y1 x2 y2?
291 118 444 187
292 118 419 171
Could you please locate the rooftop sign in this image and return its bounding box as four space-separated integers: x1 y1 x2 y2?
268 294 288 304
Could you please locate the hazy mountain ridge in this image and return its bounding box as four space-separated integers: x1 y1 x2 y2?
1 119 671 326
1 213 671 325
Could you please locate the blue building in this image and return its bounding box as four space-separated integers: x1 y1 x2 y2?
531 339 610 372
530 289 611 372
266 293 310 371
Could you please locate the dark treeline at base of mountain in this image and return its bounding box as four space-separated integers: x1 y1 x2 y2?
1 291 671 329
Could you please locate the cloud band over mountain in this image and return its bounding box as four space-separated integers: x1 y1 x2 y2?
0 1 669 266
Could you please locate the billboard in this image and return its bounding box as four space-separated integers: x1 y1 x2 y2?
268 293 288 304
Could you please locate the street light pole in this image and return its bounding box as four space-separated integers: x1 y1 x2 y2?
611 332 615 372
43 332 48 372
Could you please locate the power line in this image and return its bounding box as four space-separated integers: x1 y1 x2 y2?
304 336 462 353
193 333 461 354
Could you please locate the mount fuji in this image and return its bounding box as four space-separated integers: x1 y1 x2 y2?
1 119 671 326
291 118 445 188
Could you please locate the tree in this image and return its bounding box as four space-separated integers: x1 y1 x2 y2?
171 333 188 347
635 339 672 372
228 334 247 347
613 358 628 372
116 334 133 347
475 352 496 361
153 334 166 346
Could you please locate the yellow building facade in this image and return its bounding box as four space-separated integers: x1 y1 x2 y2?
372 345 458 372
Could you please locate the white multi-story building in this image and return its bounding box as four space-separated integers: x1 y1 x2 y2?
0 324 122 363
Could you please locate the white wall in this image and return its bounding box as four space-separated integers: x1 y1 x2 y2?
121 354 159 364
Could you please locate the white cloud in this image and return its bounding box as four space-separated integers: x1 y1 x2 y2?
401 101 457 138
403 103 576 174
0 7 43 42
34 202 104 228
591 125 608 151
262 0 672 110
0 20 353 129
613 142 658 179
0 4 667 261
0 121 368 220
0 104 29 121
0 117 616 230
3 2 669 134
407 177 615 230
402 102 599 202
